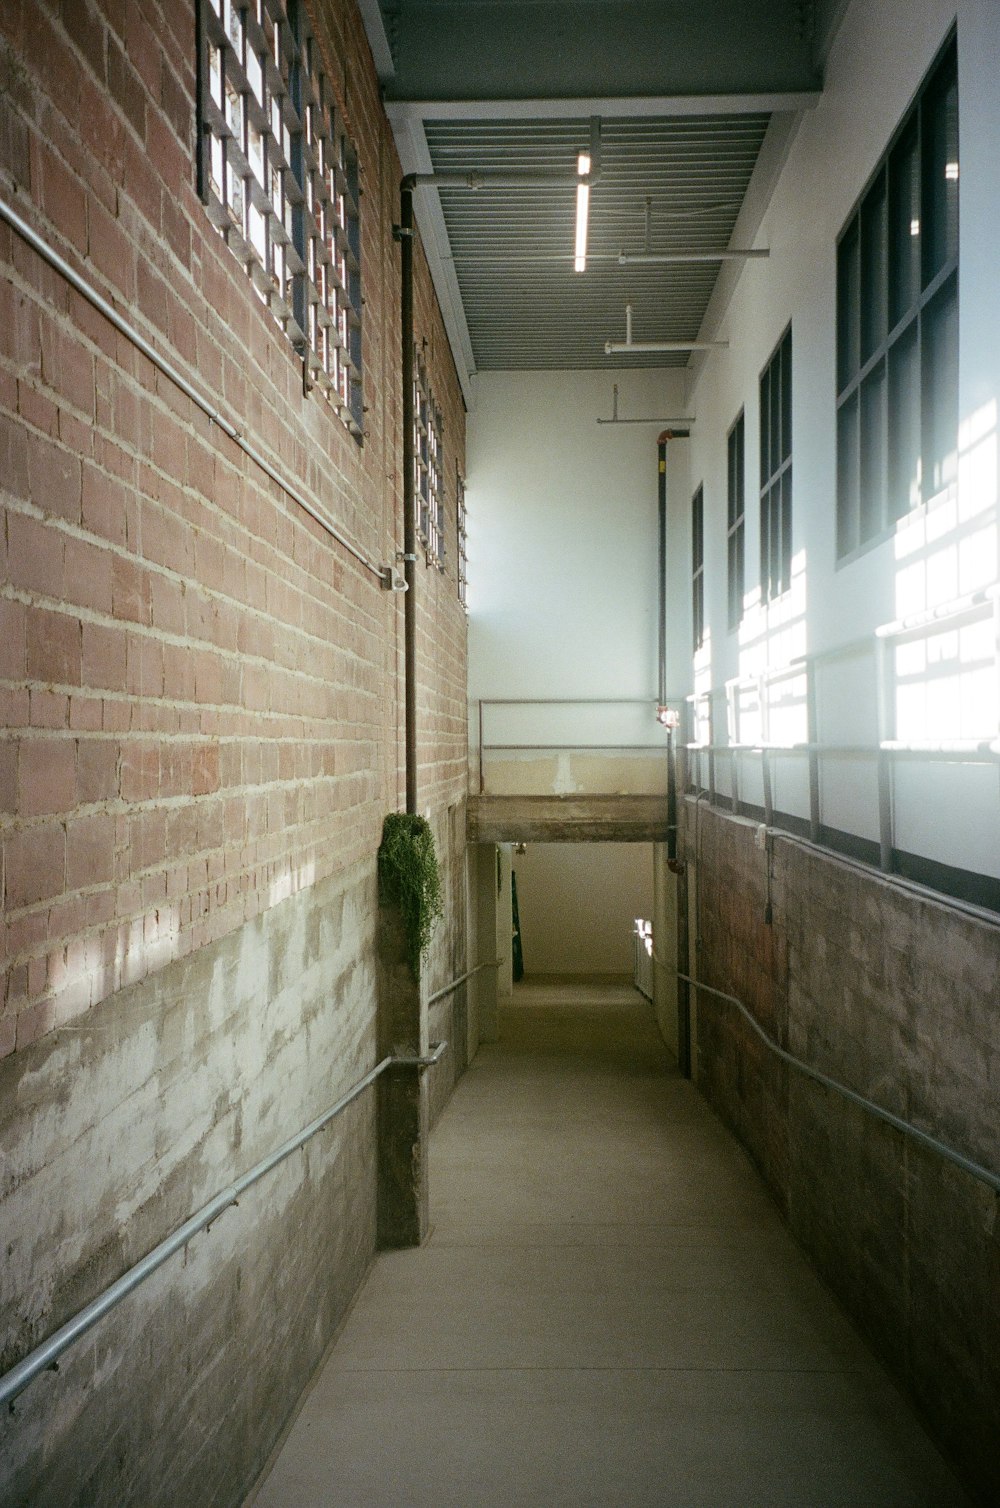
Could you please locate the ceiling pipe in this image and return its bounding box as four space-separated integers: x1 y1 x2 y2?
605 304 728 356
619 248 769 264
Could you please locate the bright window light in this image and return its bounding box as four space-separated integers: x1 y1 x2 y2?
574 151 590 273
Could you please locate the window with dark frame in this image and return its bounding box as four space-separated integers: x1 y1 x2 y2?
457 466 468 608
760 327 792 601
727 410 745 630
414 351 445 567
197 0 364 437
692 484 705 652
836 34 958 560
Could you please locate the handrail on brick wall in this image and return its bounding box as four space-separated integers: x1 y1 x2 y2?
0 194 389 584
656 955 1000 1196
0 1042 448 1414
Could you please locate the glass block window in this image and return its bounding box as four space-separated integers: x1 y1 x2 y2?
760 326 792 601
457 466 468 608
197 0 364 436
727 410 745 630
836 34 958 559
692 483 705 652
414 351 445 567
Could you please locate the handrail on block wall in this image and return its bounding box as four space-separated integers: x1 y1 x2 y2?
0 1042 449 1414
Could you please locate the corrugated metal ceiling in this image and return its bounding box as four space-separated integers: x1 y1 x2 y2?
423 113 770 369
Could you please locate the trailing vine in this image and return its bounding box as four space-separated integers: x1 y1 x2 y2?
377 812 444 978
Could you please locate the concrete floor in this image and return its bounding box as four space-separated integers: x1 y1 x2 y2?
251 980 972 1508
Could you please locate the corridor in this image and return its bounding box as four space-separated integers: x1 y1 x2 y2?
251 983 970 1508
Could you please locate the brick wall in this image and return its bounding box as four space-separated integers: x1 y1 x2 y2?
683 799 1000 1505
0 0 468 1058
0 0 469 1498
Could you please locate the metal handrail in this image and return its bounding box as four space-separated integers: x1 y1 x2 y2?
426 960 500 1006
474 696 686 794
0 1044 447 1413
655 956 1000 1195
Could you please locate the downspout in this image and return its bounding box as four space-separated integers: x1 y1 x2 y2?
399 180 417 814
656 429 688 871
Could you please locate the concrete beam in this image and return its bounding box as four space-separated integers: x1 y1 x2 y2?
468 794 670 844
381 0 821 104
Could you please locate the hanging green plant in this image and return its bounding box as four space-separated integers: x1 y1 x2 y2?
377 812 444 978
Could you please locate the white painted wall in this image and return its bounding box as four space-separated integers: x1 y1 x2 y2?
467 367 690 753
514 842 653 976
675 0 1000 880
465 0 1000 886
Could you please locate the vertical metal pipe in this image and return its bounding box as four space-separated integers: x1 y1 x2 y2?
657 435 668 705
806 658 821 843
400 182 417 815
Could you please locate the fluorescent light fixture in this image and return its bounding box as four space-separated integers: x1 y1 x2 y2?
574 152 590 272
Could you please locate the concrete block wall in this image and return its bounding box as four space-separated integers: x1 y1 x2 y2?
0 0 469 1498
683 799 1000 1505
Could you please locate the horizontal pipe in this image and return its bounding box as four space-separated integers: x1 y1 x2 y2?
674 970 1000 1194
0 1044 448 1412
426 960 501 1007
618 248 769 264
405 167 601 190
482 742 666 752
0 194 388 584
605 339 729 354
684 740 1000 761
597 416 695 426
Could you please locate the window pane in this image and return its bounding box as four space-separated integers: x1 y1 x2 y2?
780 330 792 463
922 274 959 498
837 222 860 390
769 360 781 475
780 465 792 593
888 121 920 327
728 521 745 631
759 373 770 486
860 175 887 363
921 47 959 287
888 321 920 520
859 361 887 543
837 395 860 557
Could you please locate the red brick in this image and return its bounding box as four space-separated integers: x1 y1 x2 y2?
18 380 60 437
64 535 114 614
28 437 83 523
6 510 64 598
29 689 70 728
37 143 89 255
66 811 115 889
26 606 82 686
69 695 103 731
111 555 151 624
63 0 106 82
119 741 157 800
88 198 135 298
19 735 76 815
4 823 65 907
77 738 118 802
0 741 18 813
107 32 146 141
81 461 129 547
0 414 30 503
82 621 126 689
